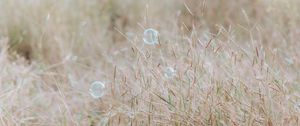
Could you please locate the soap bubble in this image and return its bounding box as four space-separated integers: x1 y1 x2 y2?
164 67 176 79
185 69 194 81
89 81 106 99
294 102 300 112
143 28 159 45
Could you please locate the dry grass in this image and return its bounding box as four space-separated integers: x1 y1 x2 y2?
0 0 300 125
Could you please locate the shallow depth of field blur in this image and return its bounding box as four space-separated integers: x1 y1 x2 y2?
0 0 300 125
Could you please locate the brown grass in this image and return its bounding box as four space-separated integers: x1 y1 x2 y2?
0 0 300 125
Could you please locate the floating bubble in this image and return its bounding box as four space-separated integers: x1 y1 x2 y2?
143 28 159 45
164 67 176 79
89 81 106 99
294 102 300 112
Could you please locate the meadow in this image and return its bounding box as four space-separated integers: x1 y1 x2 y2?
0 0 300 125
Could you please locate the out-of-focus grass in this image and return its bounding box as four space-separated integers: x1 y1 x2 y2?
0 0 300 125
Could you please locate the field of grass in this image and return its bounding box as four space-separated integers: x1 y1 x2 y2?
0 0 300 125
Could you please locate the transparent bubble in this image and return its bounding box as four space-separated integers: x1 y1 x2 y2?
89 81 106 99
164 67 176 79
294 102 300 112
185 69 194 81
143 28 159 45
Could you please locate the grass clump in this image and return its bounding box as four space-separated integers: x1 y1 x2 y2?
6 24 33 61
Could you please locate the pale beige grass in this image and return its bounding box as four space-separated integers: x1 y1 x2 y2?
0 0 300 125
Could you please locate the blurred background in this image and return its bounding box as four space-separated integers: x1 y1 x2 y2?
1 0 299 63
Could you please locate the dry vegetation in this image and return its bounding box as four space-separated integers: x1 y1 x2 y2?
0 0 300 125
